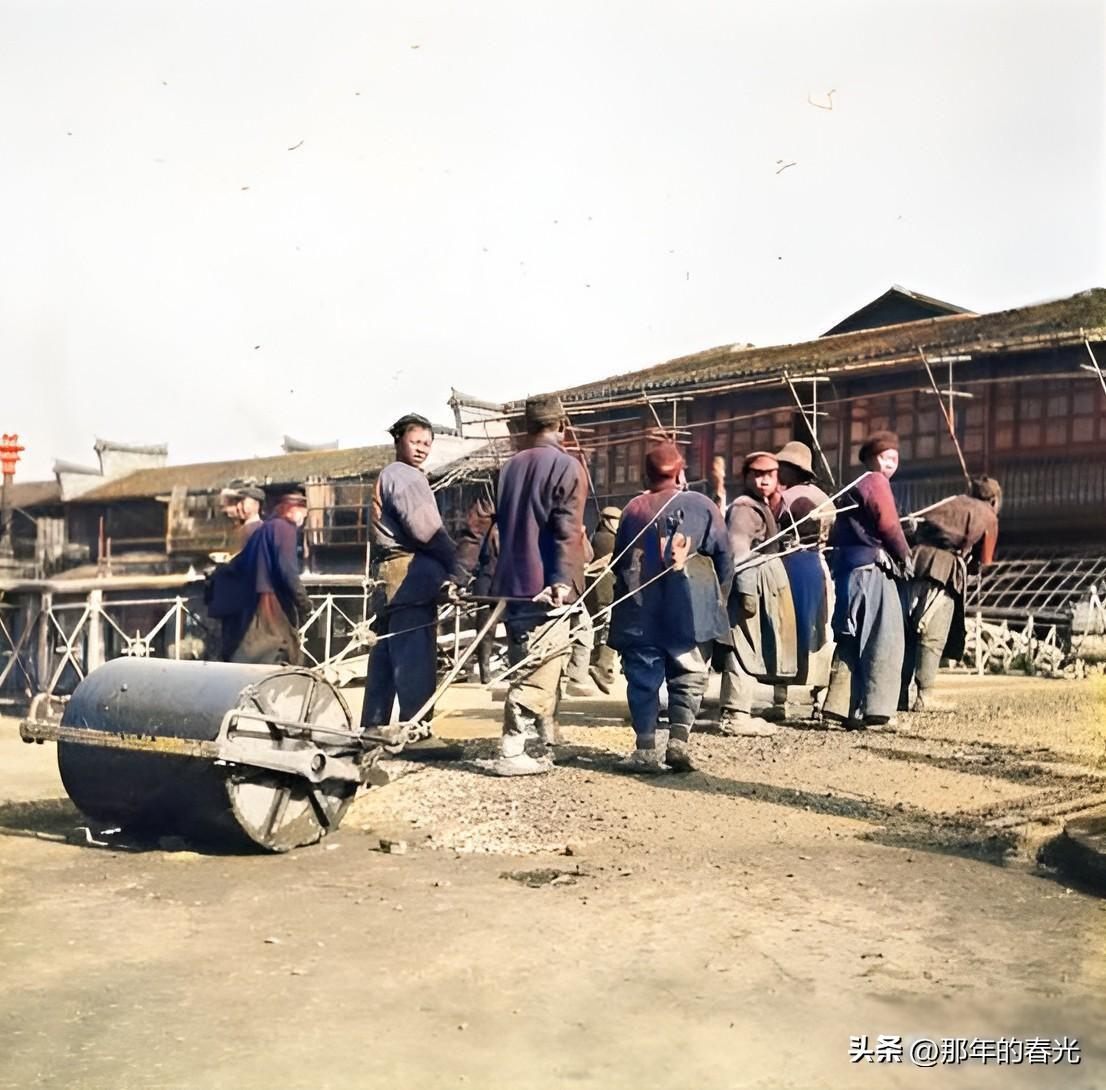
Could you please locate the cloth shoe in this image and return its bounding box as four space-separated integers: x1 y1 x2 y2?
822 709 865 731
615 748 669 774
564 679 599 698
491 753 554 777
862 714 898 733
588 666 614 694
718 710 778 737
910 691 954 713
664 737 697 772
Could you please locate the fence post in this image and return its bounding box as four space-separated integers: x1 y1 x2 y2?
86 589 106 672
174 596 184 659
34 591 53 692
975 609 984 676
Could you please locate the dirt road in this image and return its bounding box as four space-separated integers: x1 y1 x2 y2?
1 673 1104 1089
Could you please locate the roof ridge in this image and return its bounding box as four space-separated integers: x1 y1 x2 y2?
521 287 1106 405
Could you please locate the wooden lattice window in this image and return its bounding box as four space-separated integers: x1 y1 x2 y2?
1071 381 1103 444
992 379 1099 454
612 443 627 485
626 441 642 488
593 448 608 487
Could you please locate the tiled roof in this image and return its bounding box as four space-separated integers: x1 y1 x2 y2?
71 445 396 503
527 288 1106 406
8 479 63 509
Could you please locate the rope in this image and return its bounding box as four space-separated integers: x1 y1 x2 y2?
491 487 686 665
489 477 866 687
371 604 483 643
901 495 958 521
739 471 870 556
449 473 920 692
488 561 680 686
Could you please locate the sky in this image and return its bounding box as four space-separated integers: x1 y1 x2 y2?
3 0 1104 481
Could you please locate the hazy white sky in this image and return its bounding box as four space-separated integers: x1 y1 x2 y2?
4 0 1103 480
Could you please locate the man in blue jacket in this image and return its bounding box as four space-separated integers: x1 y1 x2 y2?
229 493 314 665
608 443 733 772
490 395 587 776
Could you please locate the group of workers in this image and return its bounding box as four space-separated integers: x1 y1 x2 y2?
205 395 1001 776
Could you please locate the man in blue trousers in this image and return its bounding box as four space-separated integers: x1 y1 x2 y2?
361 413 467 757
823 431 912 730
608 443 733 773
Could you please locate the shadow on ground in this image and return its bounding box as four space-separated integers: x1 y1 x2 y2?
0 797 83 839
545 744 1023 865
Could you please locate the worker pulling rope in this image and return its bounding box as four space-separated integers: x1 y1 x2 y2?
363 477 953 695
485 472 872 687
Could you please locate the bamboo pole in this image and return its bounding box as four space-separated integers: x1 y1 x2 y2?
783 372 836 485
918 350 972 488
563 408 602 519
1084 339 1106 400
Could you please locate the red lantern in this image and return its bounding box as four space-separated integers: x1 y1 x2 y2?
0 433 24 477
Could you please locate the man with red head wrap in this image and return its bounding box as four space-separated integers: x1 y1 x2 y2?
607 442 732 772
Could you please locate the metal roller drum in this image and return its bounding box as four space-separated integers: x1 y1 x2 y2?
54 658 364 852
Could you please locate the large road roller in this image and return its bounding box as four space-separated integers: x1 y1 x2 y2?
19 600 504 852
21 658 378 852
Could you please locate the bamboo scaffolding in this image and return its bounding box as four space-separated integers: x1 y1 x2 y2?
918 350 972 488
782 372 836 485
1083 339 1106 401
563 407 602 518
536 329 1106 415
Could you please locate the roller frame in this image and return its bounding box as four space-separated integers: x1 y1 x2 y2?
21 709 376 787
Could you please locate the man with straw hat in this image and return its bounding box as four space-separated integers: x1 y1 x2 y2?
770 440 835 722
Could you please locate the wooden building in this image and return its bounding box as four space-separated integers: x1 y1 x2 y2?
64 445 394 574
497 286 1106 552
4 479 65 575
1 432 498 580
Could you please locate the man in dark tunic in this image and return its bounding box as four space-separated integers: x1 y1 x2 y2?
361 414 467 749
455 494 498 684
608 444 732 772
772 441 834 721
490 395 587 776
229 493 314 665
822 431 911 729
901 476 1001 711
563 527 600 697
587 505 622 693
207 483 268 660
